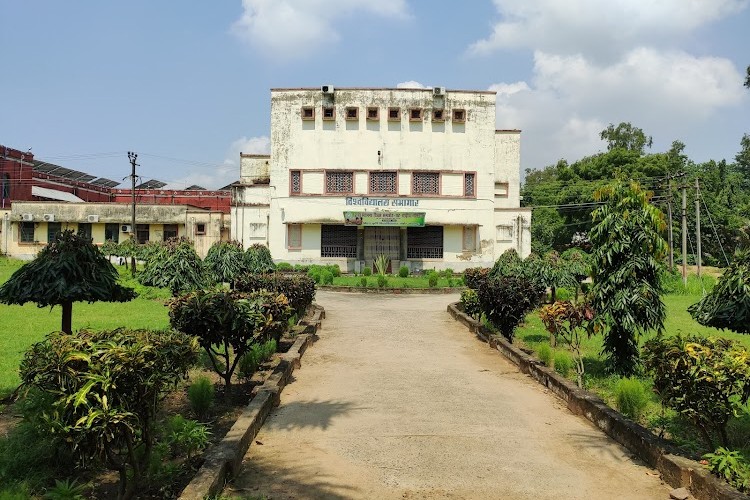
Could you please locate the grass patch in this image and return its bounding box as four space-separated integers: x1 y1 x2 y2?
0 258 169 397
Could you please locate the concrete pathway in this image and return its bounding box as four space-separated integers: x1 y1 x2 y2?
225 291 669 499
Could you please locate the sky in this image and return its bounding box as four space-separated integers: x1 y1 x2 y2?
1 0 748 190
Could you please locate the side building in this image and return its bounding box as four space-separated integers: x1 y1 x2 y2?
232 87 531 272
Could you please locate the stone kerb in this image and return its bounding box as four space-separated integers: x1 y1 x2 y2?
178 304 325 500
320 285 464 294
447 302 747 500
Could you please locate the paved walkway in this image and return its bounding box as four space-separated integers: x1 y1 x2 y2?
225 292 669 499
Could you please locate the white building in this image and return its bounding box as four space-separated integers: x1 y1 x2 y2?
232 87 530 272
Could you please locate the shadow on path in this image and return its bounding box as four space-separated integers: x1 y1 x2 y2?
264 399 356 431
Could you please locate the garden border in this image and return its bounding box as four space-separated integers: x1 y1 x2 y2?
447 302 747 500
177 304 326 500
320 285 464 294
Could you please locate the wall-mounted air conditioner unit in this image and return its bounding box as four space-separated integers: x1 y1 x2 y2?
43 214 55 222
22 213 34 222
321 84 335 94
87 215 99 223
121 224 132 233
433 87 446 96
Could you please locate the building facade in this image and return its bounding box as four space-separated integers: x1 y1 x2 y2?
232 87 530 272
3 201 227 259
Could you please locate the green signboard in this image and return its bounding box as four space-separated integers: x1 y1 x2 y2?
344 211 425 227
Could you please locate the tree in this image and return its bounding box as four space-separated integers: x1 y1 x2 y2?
745 64 750 89
0 230 136 333
600 122 653 155
688 249 750 333
589 180 667 375
736 133 750 179
204 240 246 286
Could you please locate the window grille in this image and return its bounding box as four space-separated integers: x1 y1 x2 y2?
326 171 353 194
321 225 357 258
105 223 120 243
163 224 178 240
412 172 440 195
136 224 149 244
464 173 475 197
407 226 443 259
369 172 397 194
48 222 61 243
78 223 92 241
20 222 34 243
290 170 301 194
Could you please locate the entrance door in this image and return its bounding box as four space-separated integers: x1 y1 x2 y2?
364 227 400 271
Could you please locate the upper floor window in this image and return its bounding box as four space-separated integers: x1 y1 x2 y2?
452 109 466 123
1 173 10 201
366 107 379 120
432 109 445 122
301 106 315 120
369 171 397 194
290 170 301 195
412 172 440 195
388 107 400 121
345 107 358 120
464 173 475 197
325 171 354 194
322 106 335 120
409 108 423 121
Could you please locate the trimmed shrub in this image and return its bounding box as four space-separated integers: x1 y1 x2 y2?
329 265 341 277
359 277 367 287
138 237 209 296
363 267 372 276
428 274 438 288
443 268 454 279
614 377 649 421
377 275 388 288
477 275 544 342
187 375 215 419
321 270 334 285
643 335 750 448
553 351 573 376
537 344 552 366
234 273 316 316
245 244 275 274
204 240 246 285
460 289 481 319
463 267 489 290
398 265 409 278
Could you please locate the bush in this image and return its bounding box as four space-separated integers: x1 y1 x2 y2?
689 249 750 333
460 289 481 319
463 267 489 290
614 377 649 420
321 270 334 285
537 344 552 366
187 375 215 419
643 335 750 448
138 238 209 296
363 267 372 276
204 241 246 285
245 244 275 274
329 265 341 277
553 351 573 377
237 339 277 380
428 274 438 288
703 447 750 492
275 262 293 271
19 329 198 499
443 268 453 279
477 275 544 342
359 277 367 287
398 266 409 278
234 273 316 317
164 415 210 459
377 275 388 288
169 290 291 389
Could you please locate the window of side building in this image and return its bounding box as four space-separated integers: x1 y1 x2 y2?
325 171 354 194
464 172 476 197
78 223 92 241
104 223 120 243
369 171 397 195
321 225 357 258
290 170 302 195
412 172 440 195
287 224 302 250
47 222 62 243
163 224 178 240
136 224 149 244
20 222 34 243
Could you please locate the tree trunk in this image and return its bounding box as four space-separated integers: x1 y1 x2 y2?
550 286 557 303
61 301 73 334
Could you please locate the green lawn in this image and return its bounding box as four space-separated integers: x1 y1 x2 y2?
327 275 463 288
0 258 170 397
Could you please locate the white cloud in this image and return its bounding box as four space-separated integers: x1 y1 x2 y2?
167 136 270 190
470 0 748 61
492 49 746 171
232 0 408 60
396 80 430 89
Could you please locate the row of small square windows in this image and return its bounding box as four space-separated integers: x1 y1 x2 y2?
301 106 465 123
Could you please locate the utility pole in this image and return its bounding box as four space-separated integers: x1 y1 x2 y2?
127 151 138 276
695 178 702 279
666 178 674 270
681 183 687 286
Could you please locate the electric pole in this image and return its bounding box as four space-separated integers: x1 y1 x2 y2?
666 178 674 270
127 151 138 276
681 183 687 286
695 178 702 279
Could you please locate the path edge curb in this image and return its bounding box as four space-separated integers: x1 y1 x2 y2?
178 304 325 500
320 285 464 294
447 302 746 500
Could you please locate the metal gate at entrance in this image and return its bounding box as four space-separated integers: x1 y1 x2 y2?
364 227 400 270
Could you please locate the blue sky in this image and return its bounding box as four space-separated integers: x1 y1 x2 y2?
1 0 748 189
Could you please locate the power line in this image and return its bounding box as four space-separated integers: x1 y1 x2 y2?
701 196 731 266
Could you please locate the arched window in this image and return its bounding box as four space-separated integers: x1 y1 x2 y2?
1 173 10 203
